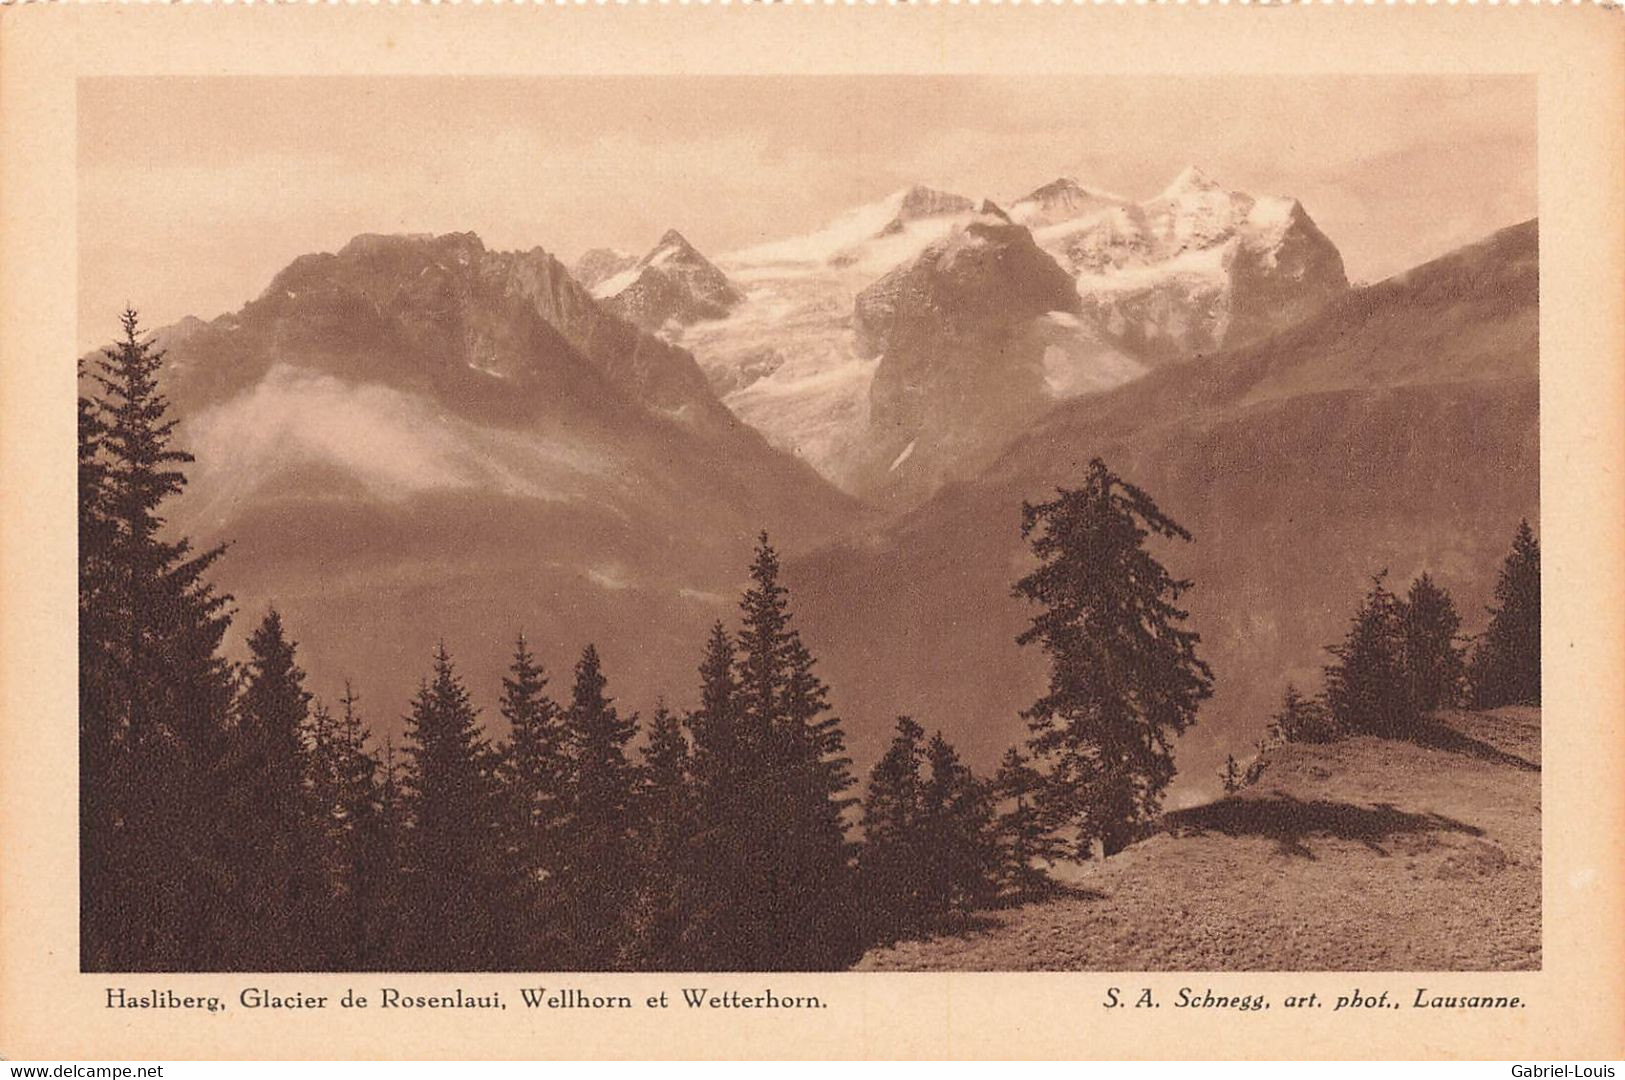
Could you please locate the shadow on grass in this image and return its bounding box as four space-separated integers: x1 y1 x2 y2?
987 881 1108 910
1411 722 1540 773
1163 796 1485 860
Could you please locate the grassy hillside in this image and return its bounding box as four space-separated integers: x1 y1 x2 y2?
859 707 1541 971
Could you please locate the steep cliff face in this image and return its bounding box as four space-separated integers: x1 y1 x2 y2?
851 202 1141 503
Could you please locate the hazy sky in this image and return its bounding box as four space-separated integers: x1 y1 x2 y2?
79 75 1535 350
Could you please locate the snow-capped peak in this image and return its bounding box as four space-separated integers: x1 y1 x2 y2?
1159 165 1225 200
652 229 696 257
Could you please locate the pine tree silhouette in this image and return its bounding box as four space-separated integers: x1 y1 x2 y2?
743 535 861 969
79 309 235 971
680 536 861 969
220 609 326 969
858 717 928 941
557 644 640 970
400 645 507 970
1015 459 1213 858
1220 754 1242 795
679 621 765 969
1324 572 1411 736
1400 573 1467 715
495 634 566 968
1471 521 1541 707
368 736 408 970
992 746 1062 899
626 701 694 970
325 683 396 971
918 732 996 920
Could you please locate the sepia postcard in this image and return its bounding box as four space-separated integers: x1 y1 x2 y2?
0 1 1622 1062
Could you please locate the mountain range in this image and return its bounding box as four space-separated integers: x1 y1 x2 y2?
106 170 1537 793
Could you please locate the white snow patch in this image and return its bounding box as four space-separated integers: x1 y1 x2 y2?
593 266 642 299
888 440 917 472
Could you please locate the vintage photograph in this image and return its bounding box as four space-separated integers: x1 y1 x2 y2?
76 73 1540 976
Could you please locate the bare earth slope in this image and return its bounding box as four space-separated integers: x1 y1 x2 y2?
861 707 1541 971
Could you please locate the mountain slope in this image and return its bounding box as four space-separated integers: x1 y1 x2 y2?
861 707 1540 971
124 231 862 742
789 220 1538 780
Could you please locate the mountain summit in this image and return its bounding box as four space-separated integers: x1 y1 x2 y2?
851 202 1143 502
1008 177 1128 229
1034 167 1350 362
593 229 743 331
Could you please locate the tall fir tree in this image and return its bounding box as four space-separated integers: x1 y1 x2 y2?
1324 573 1411 735
557 644 640 970
367 736 408 971
1471 521 1542 708
679 537 862 970
79 309 236 971
743 535 861 969
495 635 566 968
677 621 767 969
857 717 928 942
1219 754 1242 795
220 609 327 969
400 645 508 970
992 746 1063 899
1015 459 1214 858
626 701 694 970
325 683 397 971
1400 573 1467 715
918 732 996 919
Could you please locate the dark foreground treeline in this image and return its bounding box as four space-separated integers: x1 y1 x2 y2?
79 310 1540 972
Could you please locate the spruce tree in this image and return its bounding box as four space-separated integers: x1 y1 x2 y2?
627 702 694 970
557 644 640 970
1324 573 1411 735
741 534 861 969
326 683 395 970
367 737 408 970
495 635 565 968
1400 573 1467 715
1471 521 1542 707
678 621 767 970
858 717 928 941
680 537 862 970
401 645 507 970
992 747 1061 899
220 609 326 969
1015 459 1214 858
80 309 235 970
1220 754 1242 795
918 732 997 919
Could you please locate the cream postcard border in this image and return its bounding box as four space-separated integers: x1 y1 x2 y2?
1 4 1621 1060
